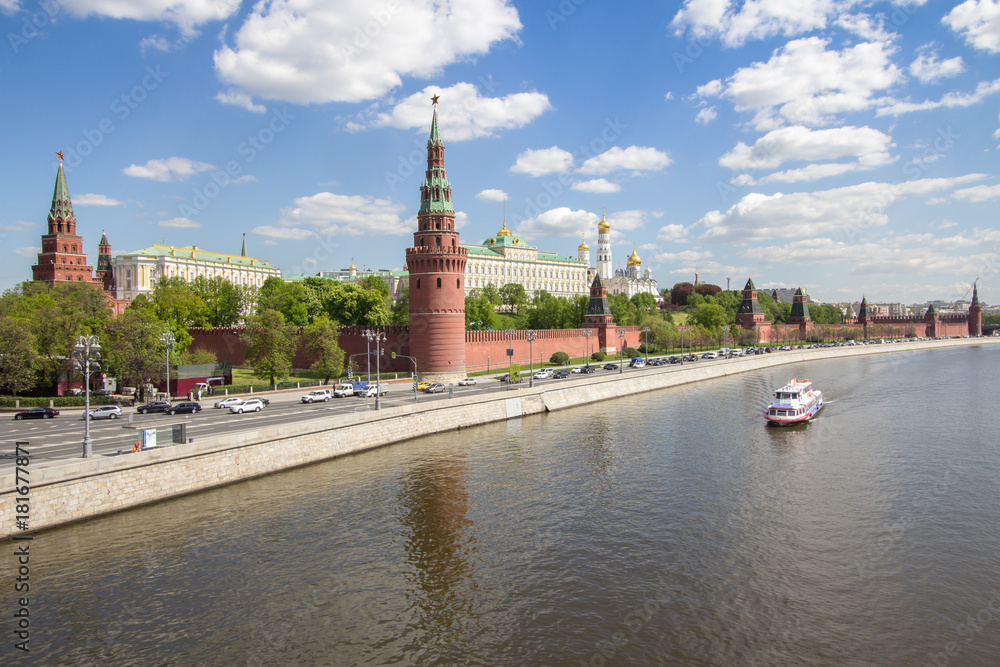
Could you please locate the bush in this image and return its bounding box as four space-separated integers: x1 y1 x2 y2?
623 347 640 358
590 351 606 362
0 395 118 408
549 351 569 365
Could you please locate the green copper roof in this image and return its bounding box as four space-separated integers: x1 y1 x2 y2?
790 286 810 320
737 276 764 315
428 106 442 146
241 233 247 257
99 230 110 246
49 161 75 223
119 244 275 269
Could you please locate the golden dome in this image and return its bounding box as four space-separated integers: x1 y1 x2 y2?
497 220 513 237
578 236 589 251
598 212 609 232
627 246 641 266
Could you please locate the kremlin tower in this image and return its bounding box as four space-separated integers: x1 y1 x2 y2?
968 282 982 336
406 96 468 382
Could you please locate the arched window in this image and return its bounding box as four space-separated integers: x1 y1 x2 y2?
436 277 442 288
457 278 461 289
436 237 441 246
417 278 421 289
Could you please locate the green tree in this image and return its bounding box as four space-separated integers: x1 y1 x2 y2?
466 289 497 330
104 307 168 390
258 277 309 326
0 316 38 395
301 315 346 384
390 287 410 326
690 302 729 329
191 275 245 327
243 309 296 388
177 348 219 365
550 351 569 365
498 283 527 315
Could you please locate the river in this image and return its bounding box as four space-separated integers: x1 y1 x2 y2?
4 344 1000 665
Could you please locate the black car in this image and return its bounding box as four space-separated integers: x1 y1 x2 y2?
579 365 596 374
603 363 619 371
136 401 172 414
553 369 571 379
13 407 59 420
167 402 202 415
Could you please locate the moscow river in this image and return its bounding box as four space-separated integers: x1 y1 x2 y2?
4 344 1000 665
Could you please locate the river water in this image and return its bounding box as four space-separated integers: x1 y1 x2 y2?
5 345 1000 666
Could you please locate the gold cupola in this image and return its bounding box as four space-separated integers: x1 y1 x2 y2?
598 212 610 233
578 235 589 251
627 246 641 266
497 220 513 237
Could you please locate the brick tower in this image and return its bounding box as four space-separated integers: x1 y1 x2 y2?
735 277 771 344
584 273 615 352
406 96 467 382
788 286 811 337
32 151 102 286
968 282 982 337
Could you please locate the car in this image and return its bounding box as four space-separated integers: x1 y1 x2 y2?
702 352 718 359
301 389 331 403
230 398 265 414
603 363 619 371
85 405 121 420
425 383 446 393
214 397 243 409
458 378 477 386
13 407 59 420
668 356 682 364
498 374 522 383
167 402 202 415
333 384 354 398
533 369 553 379
579 365 596 374
136 401 172 414
417 381 433 391
553 369 571 379
362 383 388 397
571 366 583 373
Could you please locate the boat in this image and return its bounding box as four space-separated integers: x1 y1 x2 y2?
765 378 823 426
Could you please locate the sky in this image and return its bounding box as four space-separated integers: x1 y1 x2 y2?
1 0 999 306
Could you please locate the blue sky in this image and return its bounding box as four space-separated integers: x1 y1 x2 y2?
1 0 999 306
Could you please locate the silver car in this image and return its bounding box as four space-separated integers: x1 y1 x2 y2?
85 405 122 420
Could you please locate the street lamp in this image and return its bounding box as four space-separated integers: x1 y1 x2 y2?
526 330 537 387
72 335 101 458
721 325 730 356
487 355 490 374
642 327 650 365
583 327 592 364
160 331 175 399
393 352 419 403
363 329 387 410
617 327 626 374
505 329 515 389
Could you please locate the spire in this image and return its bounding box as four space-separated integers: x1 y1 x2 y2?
971 281 980 305
48 151 76 232
99 229 109 246
241 233 247 257
428 94 442 146
419 95 454 216
598 209 610 232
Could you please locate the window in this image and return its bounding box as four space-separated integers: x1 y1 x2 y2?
436 277 441 288
417 279 421 289
436 237 441 246
457 278 460 288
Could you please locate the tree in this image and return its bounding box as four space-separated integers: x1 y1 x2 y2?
390 287 409 326
104 307 168 390
550 351 569 365
301 315 346 384
695 283 722 298
466 289 497 330
243 309 296 388
191 275 245 327
498 283 527 315
177 348 218 366
690 302 728 329
670 282 695 306
258 277 309 326
0 316 38 395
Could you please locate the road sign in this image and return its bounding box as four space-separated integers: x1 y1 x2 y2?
391 352 396 359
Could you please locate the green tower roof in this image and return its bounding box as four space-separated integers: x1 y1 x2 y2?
49 158 75 224
428 100 442 146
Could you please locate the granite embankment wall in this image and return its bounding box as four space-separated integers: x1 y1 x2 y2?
2 337 996 538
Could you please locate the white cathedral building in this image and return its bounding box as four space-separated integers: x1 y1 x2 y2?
588 213 659 299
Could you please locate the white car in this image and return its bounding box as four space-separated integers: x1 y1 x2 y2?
301 389 331 403
362 384 388 398
214 397 243 409
533 369 553 379
85 405 121 420
230 398 265 414
458 378 477 386
333 384 354 398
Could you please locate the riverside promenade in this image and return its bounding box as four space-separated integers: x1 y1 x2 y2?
2 337 997 539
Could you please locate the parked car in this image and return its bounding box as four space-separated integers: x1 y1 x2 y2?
603 363 619 371
533 369 553 379
553 369 571 379
362 383 388 397
425 383 446 393
167 402 202 415
629 358 645 368
333 384 355 398
14 407 59 420
85 405 121 420
214 397 243 409
579 365 596 374
230 398 265 414
301 389 332 403
498 374 522 383
417 381 433 391
136 401 172 414
701 351 718 359
668 356 682 364
458 378 477 386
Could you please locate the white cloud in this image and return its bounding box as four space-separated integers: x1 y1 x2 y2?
657 224 689 242
720 125 894 184
14 247 40 258
695 107 717 124
0 0 18 14
139 35 172 55
368 82 550 141
513 207 599 239
511 146 574 176
664 92 674 101
476 189 508 201
950 184 1000 202
944 0 1000 53
877 77 1000 116
158 217 201 228
609 209 661 233
696 174 987 243
571 179 621 194
215 0 521 104
700 37 902 129
909 46 965 84
654 249 713 264
670 0 872 47
0 221 34 232
63 0 240 37
123 157 215 182
264 239 278 246
259 192 410 240
834 13 894 42
215 88 266 113
74 193 123 207
578 146 672 175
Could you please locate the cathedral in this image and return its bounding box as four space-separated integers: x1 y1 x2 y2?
591 212 659 300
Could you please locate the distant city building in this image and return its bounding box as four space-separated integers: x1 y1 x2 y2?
110 235 280 302
317 261 407 302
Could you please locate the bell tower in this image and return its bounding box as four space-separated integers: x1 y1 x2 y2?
32 151 99 285
406 96 467 382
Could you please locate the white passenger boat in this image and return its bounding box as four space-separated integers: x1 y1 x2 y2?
765 378 823 426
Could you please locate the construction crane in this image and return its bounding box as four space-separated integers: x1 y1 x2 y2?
950 277 978 310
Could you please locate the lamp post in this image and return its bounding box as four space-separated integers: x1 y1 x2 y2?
487 355 490 374
721 325 730 357
393 352 419 403
505 329 515 389
642 327 650 365
584 328 592 365
73 335 101 458
617 327 626 374
160 331 174 399
526 330 537 387
363 329 387 410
